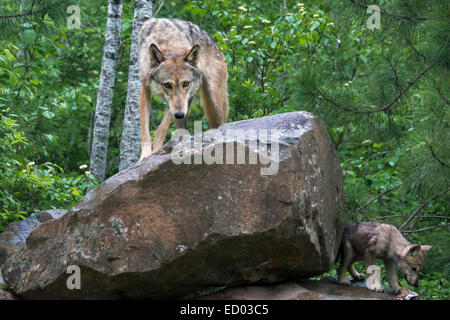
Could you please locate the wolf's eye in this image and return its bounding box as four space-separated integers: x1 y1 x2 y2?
163 83 172 90
412 267 417 272
182 81 190 88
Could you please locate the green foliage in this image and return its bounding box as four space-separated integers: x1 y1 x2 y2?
0 0 79 41
182 1 336 120
0 109 97 231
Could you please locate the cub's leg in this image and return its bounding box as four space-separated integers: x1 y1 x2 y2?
385 258 402 294
338 242 354 286
348 262 365 281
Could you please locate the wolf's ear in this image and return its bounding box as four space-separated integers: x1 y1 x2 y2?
421 245 432 255
407 245 421 257
150 44 164 65
185 45 200 66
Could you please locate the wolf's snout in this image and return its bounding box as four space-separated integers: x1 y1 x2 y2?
174 112 185 119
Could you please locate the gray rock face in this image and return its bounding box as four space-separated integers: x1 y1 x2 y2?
0 209 66 266
0 288 16 300
2 112 345 299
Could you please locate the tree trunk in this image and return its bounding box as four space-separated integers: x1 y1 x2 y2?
119 0 154 171
89 0 124 182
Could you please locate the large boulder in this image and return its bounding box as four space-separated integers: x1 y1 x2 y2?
1 112 345 299
0 209 66 266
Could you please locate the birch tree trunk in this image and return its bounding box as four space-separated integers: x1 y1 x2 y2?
89 0 124 182
119 0 154 171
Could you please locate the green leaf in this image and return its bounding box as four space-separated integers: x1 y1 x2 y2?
183 3 194 11
42 111 55 119
22 30 37 44
309 21 320 32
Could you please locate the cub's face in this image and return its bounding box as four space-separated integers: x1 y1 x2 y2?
399 245 432 287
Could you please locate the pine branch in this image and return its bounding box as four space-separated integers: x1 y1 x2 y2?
0 0 49 20
300 62 433 116
299 76 357 113
436 84 450 105
384 55 401 90
378 215 450 220
428 143 450 168
377 215 404 220
357 181 405 213
402 223 450 234
400 187 450 230
349 0 428 21
405 35 427 60
355 64 433 114
417 216 450 220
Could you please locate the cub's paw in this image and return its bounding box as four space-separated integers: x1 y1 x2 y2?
393 287 408 295
371 286 384 293
353 274 366 281
339 279 352 286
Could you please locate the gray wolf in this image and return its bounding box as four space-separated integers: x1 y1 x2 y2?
337 222 432 294
138 18 229 159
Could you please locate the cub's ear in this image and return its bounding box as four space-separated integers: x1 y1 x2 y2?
150 44 165 65
185 45 200 66
420 245 432 255
407 245 422 257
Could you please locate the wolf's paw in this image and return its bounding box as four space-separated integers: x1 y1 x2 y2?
339 279 352 286
140 145 152 161
139 151 152 161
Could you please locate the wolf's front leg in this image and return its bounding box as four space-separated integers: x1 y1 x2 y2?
385 259 403 294
139 85 152 160
152 109 172 153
